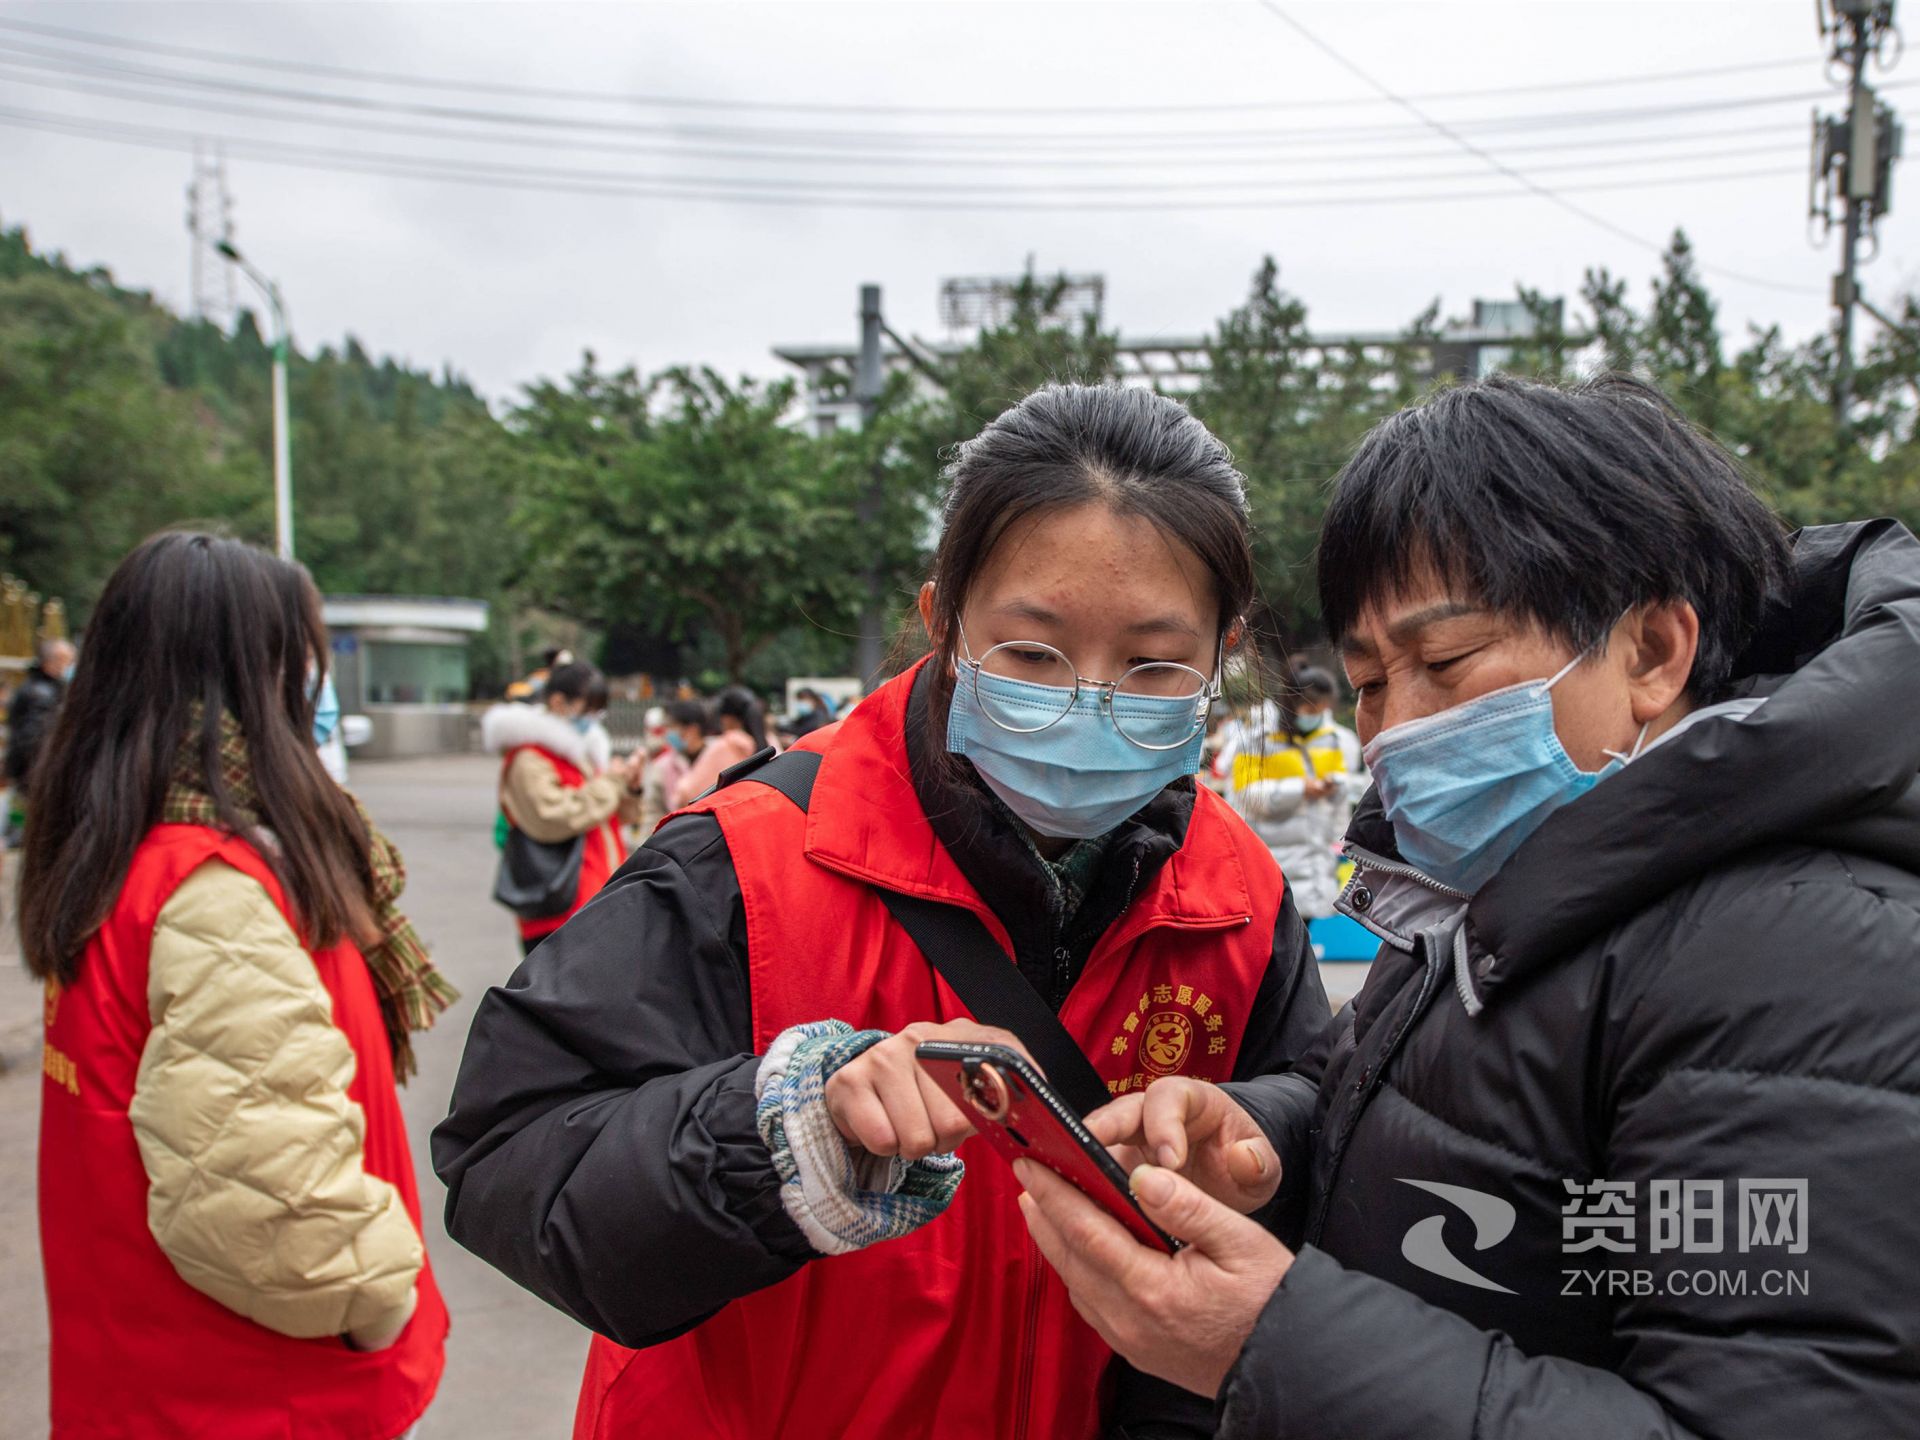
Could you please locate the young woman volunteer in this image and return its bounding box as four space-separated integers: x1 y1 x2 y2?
482 660 642 955
434 384 1331 1440
20 532 451 1439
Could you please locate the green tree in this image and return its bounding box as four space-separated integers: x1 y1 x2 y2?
1581 266 1640 375
1190 258 1332 638
513 366 876 679
1189 258 1417 639
903 269 1121 460
0 266 251 610
1645 230 1724 424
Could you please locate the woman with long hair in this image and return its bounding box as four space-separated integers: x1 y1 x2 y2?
435 384 1330 1440
21 532 452 1439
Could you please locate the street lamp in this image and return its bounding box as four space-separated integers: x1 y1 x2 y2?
217 239 294 562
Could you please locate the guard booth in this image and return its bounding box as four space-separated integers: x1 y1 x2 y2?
322 596 488 759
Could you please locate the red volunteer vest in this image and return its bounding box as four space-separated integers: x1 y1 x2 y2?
38 825 448 1439
574 660 1285 1440
502 745 625 940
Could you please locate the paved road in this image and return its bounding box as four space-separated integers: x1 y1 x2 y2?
0 754 588 1440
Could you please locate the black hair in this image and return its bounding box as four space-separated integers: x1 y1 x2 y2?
715 686 768 749
21 533 376 983
1294 666 1338 702
546 660 602 704
1317 374 1790 701
916 383 1258 753
665 698 710 731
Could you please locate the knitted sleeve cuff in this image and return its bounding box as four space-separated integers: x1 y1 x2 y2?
753 1020 965 1256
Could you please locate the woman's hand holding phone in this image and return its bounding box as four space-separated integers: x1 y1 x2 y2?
1085 1078 1281 1216
826 1019 1035 1161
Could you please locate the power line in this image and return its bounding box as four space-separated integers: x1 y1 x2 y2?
0 99 1801 197
1253 1 1823 296
0 14 1823 117
0 104 1805 212
0 58 1825 168
0 38 1892 152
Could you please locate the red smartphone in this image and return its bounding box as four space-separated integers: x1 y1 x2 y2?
916 1040 1177 1254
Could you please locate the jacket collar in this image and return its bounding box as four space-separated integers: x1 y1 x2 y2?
480 703 608 773
802 657 1252 939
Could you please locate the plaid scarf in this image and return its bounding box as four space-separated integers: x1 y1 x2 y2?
161 710 458 1082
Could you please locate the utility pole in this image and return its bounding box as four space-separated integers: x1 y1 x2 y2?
219 239 295 561
853 283 887 690
1812 0 1903 430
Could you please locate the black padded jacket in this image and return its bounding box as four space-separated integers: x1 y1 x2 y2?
1218 520 1920 1439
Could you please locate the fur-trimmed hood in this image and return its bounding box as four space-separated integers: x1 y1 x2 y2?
481 703 612 775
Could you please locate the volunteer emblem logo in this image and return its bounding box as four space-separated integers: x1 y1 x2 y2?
1140 1012 1193 1076
1103 983 1229 1094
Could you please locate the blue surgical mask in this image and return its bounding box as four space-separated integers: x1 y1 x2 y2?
946 668 1210 840
1363 649 1643 895
309 670 341 747
1293 710 1326 735
572 714 596 736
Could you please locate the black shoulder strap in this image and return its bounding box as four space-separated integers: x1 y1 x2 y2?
875 890 1113 1117
724 748 1112 1118
711 745 817 809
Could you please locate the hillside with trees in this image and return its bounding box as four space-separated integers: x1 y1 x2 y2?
3 219 1915 691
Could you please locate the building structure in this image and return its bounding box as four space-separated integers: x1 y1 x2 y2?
774 295 1578 438
322 595 488 759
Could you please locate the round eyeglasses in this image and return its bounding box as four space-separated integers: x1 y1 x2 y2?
960 635 1219 752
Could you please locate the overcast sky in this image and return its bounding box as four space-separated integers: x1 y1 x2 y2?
3 0 1913 404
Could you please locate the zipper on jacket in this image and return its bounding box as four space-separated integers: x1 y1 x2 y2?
1054 853 1145 1006
1341 849 1485 1016
1013 1246 1044 1440
1340 846 1472 903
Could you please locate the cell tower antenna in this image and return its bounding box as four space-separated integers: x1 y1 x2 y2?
186 141 237 328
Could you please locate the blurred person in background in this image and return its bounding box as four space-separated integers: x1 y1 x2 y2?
504 646 575 704
482 660 643 956
19 531 452 1439
1223 666 1366 919
786 686 835 739
1207 694 1278 792
5 635 77 848
640 698 706 832
669 684 772 809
